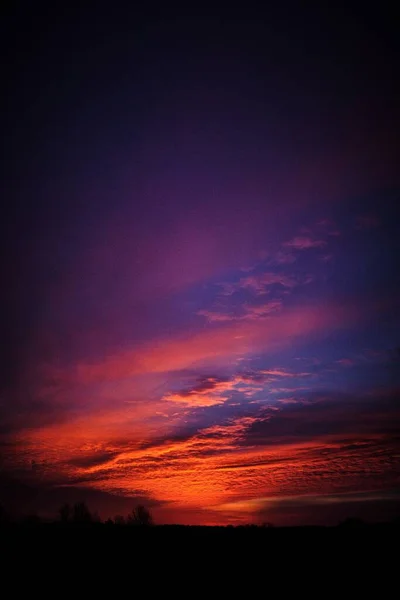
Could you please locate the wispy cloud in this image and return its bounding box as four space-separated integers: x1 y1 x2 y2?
336 358 355 367
283 236 327 250
355 215 380 230
315 219 341 236
198 300 282 322
270 250 297 265
239 272 296 294
260 368 311 378
319 253 334 262
214 270 297 299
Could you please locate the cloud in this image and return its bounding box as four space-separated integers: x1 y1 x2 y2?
315 219 341 236
283 236 327 250
319 253 334 262
213 269 298 301
217 282 237 296
212 268 304 296
178 368 313 394
198 300 282 322
164 376 235 407
162 367 312 407
260 368 311 378
165 392 227 407
68 451 121 469
355 215 380 230
270 250 297 265
196 310 237 322
242 302 283 319
240 388 400 446
336 358 355 367
238 272 297 294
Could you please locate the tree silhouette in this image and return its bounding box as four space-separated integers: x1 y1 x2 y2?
59 503 72 523
72 502 93 524
127 505 153 526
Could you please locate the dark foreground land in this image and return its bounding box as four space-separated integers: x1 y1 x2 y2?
3 521 398 549
2 523 398 589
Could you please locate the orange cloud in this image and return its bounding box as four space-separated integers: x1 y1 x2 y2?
165 392 228 407
163 373 275 407
5 386 400 525
12 415 399 524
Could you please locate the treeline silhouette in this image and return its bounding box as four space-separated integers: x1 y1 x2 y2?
0 501 153 526
1 500 399 530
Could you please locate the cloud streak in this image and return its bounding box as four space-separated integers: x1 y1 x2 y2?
283 236 327 250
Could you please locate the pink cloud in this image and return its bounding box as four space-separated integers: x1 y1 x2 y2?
198 300 282 323
197 309 237 322
260 368 311 378
218 282 237 296
214 270 297 300
336 358 355 367
239 272 297 294
270 250 297 265
283 236 327 250
242 301 283 319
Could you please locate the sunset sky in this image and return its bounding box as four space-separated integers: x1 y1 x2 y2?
1 5 399 525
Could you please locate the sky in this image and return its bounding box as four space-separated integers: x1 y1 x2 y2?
1 4 399 525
